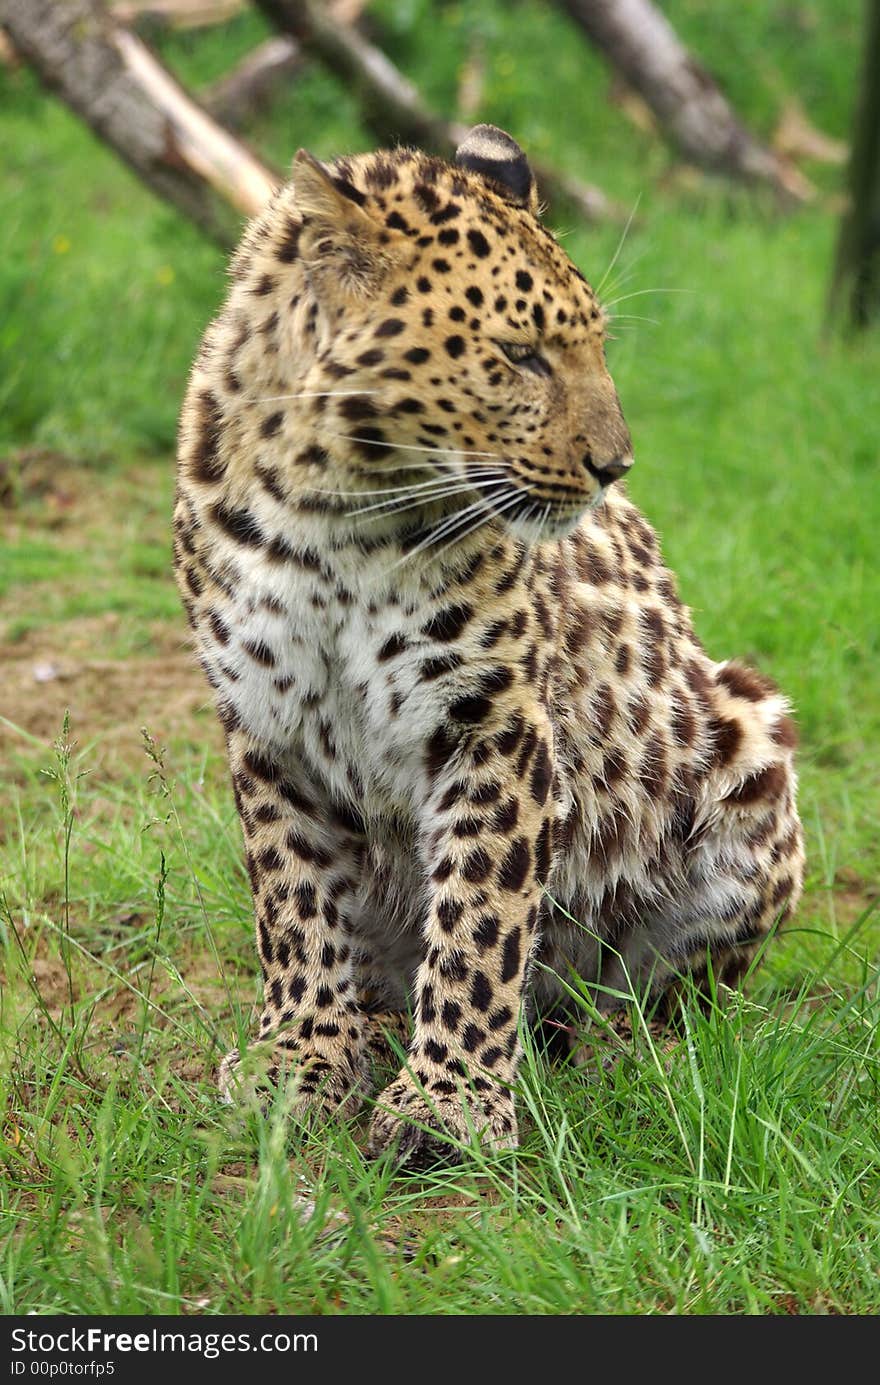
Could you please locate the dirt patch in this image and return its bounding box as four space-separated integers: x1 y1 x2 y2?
1 451 222 781
0 447 79 511
831 870 880 920
28 954 78 1012
2 912 255 1113
1 613 222 780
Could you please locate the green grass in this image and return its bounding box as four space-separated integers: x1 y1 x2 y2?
1 0 878 1315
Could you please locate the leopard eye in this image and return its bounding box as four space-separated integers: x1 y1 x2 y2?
499 341 537 364
498 341 552 377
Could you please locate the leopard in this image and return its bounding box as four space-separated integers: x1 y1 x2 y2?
173 124 804 1166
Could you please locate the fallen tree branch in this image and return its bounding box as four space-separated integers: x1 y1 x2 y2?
557 0 812 200
254 0 619 222
1 0 280 246
773 99 847 168
204 34 303 129
0 28 19 67
203 0 368 130
111 0 245 30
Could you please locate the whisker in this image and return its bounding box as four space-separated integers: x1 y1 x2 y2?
594 193 642 297
349 471 509 517
309 466 505 503
407 490 498 547
349 463 450 487
598 256 644 297
331 431 501 460
346 456 510 483
603 288 694 309
365 457 507 472
423 510 499 570
596 247 652 304
384 492 500 575
352 476 503 521
350 464 442 482
525 501 542 542
349 463 508 487
254 390 383 403
608 313 660 327
515 499 537 541
426 489 530 570
425 486 530 560
411 502 507 571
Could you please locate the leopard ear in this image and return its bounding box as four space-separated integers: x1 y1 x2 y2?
454 125 538 213
292 148 391 299
293 149 361 222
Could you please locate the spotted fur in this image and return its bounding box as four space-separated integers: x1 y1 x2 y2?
174 127 804 1163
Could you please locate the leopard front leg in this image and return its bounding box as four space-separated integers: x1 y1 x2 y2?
220 729 368 1120
369 709 555 1165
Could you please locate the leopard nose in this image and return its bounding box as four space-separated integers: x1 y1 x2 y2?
586 455 634 486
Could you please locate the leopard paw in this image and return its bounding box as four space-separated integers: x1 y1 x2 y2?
218 1037 366 1120
368 1070 518 1167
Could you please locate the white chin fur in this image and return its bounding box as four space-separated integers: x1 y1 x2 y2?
504 490 604 543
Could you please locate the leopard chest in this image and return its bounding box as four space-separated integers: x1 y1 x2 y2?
197 541 485 813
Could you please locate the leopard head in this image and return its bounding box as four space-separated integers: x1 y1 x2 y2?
185 126 633 549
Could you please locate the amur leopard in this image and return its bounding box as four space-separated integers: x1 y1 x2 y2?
174 125 804 1164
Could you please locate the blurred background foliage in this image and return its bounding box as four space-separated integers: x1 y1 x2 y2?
0 0 867 456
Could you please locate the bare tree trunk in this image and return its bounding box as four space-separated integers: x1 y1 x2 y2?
254 0 619 223
831 0 880 328
1 0 280 246
204 34 302 129
558 0 811 199
256 0 471 148
203 0 367 130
